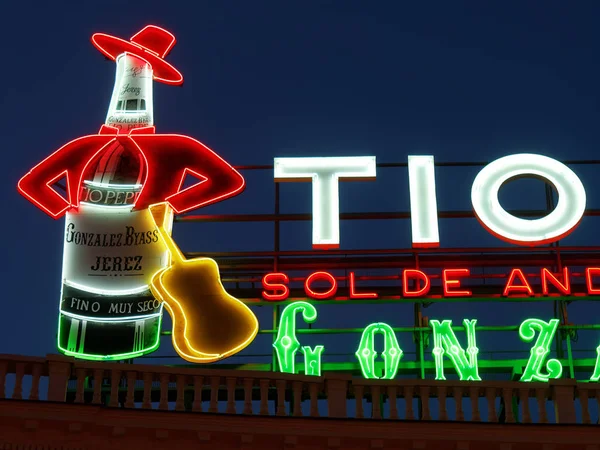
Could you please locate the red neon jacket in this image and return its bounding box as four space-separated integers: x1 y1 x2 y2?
18 126 245 218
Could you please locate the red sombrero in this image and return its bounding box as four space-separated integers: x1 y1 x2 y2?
91 25 183 85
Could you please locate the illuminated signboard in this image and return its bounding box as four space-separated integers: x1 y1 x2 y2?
270 304 568 382
261 267 600 300
18 26 247 362
274 154 586 249
17 25 600 383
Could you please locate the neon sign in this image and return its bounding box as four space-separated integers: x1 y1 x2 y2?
18 131 245 218
274 153 586 248
18 25 248 361
272 301 322 376
149 203 258 363
261 267 600 301
273 303 599 382
15 24 600 383
274 157 377 249
355 323 403 379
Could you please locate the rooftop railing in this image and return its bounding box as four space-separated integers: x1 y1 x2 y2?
1 354 597 424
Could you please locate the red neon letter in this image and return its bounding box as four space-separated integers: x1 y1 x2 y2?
262 273 289 301
541 267 571 295
442 269 472 297
349 272 378 299
305 271 338 300
503 269 534 296
402 269 431 298
586 268 600 295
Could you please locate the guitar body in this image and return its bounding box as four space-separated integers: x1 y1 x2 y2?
150 257 258 363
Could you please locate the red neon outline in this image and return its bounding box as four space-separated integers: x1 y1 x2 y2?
146 135 246 213
91 26 183 86
123 133 246 212
586 268 600 295
541 267 571 296
45 170 70 211
130 126 156 135
173 168 209 195
313 243 340 250
412 242 440 249
18 133 246 218
168 167 210 210
99 124 120 135
261 273 290 301
442 269 472 297
17 136 116 218
348 272 378 299
402 269 431 298
130 25 177 58
305 271 338 300
503 268 534 296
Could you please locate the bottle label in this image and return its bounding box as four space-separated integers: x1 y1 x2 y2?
61 203 169 295
60 283 162 319
105 53 153 132
80 181 140 206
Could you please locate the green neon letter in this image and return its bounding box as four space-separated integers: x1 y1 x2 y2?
355 322 403 379
302 345 324 376
591 345 600 382
430 319 481 381
519 318 562 382
273 302 323 375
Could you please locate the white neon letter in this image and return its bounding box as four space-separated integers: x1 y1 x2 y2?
274 157 376 249
408 155 439 248
471 154 586 246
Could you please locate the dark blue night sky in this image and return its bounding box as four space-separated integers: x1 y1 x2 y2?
1 1 600 375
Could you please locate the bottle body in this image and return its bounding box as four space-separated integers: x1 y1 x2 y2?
57 52 170 360
58 199 169 360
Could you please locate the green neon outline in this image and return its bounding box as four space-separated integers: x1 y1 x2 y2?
519 318 562 382
355 322 403 379
591 344 600 382
56 312 163 361
430 319 481 381
302 345 324 376
273 301 321 375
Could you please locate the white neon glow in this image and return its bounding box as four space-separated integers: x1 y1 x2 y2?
471 153 586 245
79 201 133 210
83 180 143 189
63 279 151 296
61 203 170 294
60 310 162 323
105 53 154 133
408 155 439 248
274 156 376 248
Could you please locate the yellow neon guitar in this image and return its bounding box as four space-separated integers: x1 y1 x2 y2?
148 202 258 363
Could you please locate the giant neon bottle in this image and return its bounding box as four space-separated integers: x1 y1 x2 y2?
18 26 247 361
58 52 171 360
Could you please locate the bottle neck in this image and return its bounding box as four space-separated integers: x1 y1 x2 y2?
105 53 154 132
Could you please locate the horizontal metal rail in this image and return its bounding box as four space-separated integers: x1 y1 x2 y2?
177 208 600 223
231 160 600 171
186 246 600 258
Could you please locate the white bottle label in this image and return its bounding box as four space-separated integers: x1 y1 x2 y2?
61 203 168 294
105 53 154 132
